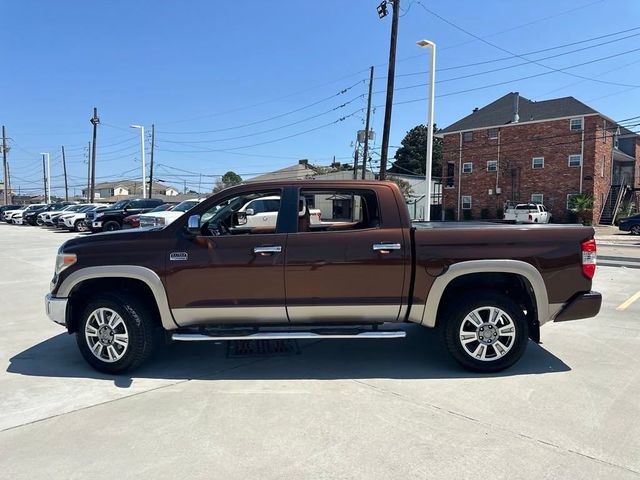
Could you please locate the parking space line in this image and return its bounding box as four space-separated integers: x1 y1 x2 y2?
616 290 640 311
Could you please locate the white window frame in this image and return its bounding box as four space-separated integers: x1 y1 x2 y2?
531 193 544 204
462 162 473 174
486 160 497 172
532 157 544 169
570 118 583 131
462 195 472 210
487 128 499 140
567 193 580 210
568 154 582 167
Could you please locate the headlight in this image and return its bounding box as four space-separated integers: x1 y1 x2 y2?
155 217 166 225
55 253 77 275
95 212 104 218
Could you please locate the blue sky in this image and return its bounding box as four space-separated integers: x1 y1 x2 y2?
3 0 640 195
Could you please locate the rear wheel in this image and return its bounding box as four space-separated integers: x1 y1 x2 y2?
103 220 121 232
75 292 158 373
74 220 89 232
441 291 529 372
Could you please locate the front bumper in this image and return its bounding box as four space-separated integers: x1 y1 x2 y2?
554 291 602 322
45 293 68 326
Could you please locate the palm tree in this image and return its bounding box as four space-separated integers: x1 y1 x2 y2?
570 194 594 225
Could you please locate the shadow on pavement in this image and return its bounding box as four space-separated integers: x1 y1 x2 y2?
7 325 570 387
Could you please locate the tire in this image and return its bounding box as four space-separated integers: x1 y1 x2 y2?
103 220 121 232
631 225 640 235
75 292 158 373
74 220 89 232
441 291 529 373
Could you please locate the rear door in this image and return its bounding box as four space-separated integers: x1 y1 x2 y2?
284 186 407 324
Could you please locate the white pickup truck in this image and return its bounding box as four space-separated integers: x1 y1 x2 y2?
504 203 551 224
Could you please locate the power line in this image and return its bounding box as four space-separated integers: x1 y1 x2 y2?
416 2 640 89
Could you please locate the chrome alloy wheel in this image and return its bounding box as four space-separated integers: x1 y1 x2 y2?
84 308 129 363
458 306 516 362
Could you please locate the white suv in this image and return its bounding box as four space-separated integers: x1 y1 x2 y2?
139 199 203 227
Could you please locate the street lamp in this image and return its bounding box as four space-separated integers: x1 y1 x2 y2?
40 152 51 203
417 39 436 221
129 124 146 198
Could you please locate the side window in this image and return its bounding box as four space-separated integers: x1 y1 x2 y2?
198 190 282 236
297 189 380 233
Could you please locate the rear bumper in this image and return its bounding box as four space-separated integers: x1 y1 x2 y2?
554 291 602 322
45 293 68 326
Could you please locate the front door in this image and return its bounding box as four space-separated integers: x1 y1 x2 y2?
165 189 289 326
285 187 407 324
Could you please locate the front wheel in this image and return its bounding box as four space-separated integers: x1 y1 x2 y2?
631 225 640 235
75 293 158 373
74 220 89 232
441 291 529 372
103 220 121 232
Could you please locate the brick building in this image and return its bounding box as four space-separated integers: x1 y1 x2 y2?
438 92 640 223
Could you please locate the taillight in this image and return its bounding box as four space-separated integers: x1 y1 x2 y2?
581 239 597 279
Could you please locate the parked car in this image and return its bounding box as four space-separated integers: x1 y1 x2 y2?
89 198 165 232
45 180 601 374
41 204 80 226
9 204 46 224
2 206 29 223
60 205 108 232
23 206 49 226
139 200 200 227
125 203 177 228
618 213 640 235
233 195 321 231
0 205 22 221
25 203 73 226
504 203 551 223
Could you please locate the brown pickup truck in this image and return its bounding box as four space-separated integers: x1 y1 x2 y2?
45 180 601 373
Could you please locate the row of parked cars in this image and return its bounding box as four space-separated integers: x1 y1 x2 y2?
0 198 204 233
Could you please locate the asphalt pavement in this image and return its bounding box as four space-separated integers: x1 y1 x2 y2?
1 223 640 479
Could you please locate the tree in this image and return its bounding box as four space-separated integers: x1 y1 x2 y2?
389 124 442 177
389 176 413 199
570 194 594 225
213 171 242 193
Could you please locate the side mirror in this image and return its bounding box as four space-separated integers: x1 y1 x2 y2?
245 208 255 216
186 214 201 235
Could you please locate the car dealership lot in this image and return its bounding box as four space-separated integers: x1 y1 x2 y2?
1 224 640 479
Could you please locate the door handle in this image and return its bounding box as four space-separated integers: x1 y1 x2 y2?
373 243 402 253
253 245 283 256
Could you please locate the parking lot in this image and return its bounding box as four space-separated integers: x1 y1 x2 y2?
1 224 639 479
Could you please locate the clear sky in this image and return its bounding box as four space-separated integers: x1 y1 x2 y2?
3 0 640 196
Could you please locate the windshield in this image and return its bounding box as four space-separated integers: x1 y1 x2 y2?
149 204 172 213
173 200 199 213
111 200 130 210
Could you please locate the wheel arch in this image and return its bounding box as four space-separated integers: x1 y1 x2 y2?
58 266 178 331
420 260 553 341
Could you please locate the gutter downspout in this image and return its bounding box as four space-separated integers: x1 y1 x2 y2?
458 132 463 220
579 116 585 194
496 129 501 190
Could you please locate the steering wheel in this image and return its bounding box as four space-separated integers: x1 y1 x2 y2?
208 220 230 236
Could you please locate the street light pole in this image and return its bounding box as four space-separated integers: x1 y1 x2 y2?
130 125 146 196
417 39 436 221
40 152 51 203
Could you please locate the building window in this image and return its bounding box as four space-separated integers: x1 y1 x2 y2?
570 118 583 131
462 162 473 173
568 154 582 167
567 193 580 210
531 193 544 204
532 157 544 169
487 160 497 172
446 162 455 187
463 131 473 142
462 195 472 210
487 128 499 140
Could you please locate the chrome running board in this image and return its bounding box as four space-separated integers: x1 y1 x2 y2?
171 330 406 342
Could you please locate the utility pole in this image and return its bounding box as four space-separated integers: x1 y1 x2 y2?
90 108 99 202
378 0 400 180
148 124 155 199
61 146 69 201
352 143 359 180
2 126 8 205
42 154 47 201
86 142 91 201
6 161 11 202
362 66 374 180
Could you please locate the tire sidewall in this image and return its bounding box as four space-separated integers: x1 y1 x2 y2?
443 291 529 373
76 294 153 373
103 220 121 232
631 225 640 235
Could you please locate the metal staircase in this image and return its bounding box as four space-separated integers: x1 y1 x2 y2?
599 185 622 225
